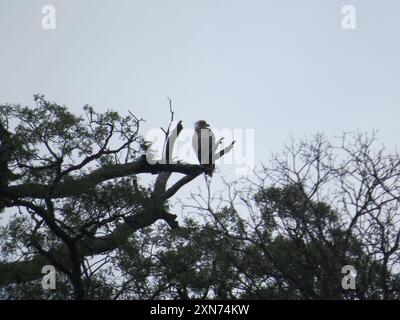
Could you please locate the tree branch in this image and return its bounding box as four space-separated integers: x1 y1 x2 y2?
5 157 207 199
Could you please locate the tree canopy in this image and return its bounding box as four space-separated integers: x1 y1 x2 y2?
0 97 399 299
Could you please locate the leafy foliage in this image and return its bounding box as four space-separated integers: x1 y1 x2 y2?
1 98 399 299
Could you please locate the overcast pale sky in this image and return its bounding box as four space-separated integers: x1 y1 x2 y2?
1 1 399 210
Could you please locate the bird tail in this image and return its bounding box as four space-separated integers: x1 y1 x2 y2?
204 164 214 177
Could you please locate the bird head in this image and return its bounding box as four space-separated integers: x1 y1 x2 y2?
194 120 210 130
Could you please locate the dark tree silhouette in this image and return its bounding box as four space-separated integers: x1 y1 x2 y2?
1 97 399 299
0 96 233 299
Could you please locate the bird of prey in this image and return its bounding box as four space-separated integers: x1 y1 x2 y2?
192 120 216 176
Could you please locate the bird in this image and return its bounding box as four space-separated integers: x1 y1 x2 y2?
192 120 216 176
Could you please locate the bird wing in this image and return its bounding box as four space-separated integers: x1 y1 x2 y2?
192 130 201 162
207 128 216 165
192 128 216 165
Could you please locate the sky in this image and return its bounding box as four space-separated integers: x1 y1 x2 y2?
1 0 399 214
